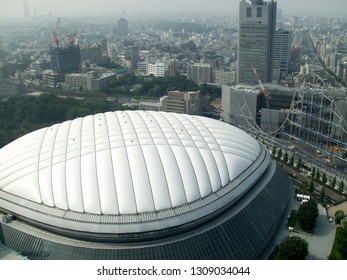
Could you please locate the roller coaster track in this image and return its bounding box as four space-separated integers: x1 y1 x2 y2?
239 73 347 165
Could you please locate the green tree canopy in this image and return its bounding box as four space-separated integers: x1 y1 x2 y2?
335 210 345 225
337 221 347 258
297 200 319 232
0 94 128 148
308 180 314 194
277 236 309 260
339 180 345 193
283 151 288 163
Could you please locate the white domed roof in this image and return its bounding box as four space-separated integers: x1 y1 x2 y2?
0 111 262 221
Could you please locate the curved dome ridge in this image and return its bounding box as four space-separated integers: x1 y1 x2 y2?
0 111 262 217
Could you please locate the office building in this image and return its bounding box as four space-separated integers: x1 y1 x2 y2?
65 71 116 92
147 62 168 78
0 111 292 259
117 18 128 35
162 91 201 115
237 0 277 84
187 63 212 85
273 29 291 80
215 69 237 85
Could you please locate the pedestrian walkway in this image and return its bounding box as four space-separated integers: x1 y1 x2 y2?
291 204 336 260
327 201 347 218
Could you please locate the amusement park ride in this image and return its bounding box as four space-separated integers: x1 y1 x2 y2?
239 72 347 170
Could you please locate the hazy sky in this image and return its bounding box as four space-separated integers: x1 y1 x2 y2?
0 0 346 18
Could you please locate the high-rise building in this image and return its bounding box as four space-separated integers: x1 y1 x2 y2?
50 45 81 74
187 63 212 85
273 29 291 80
23 0 29 17
237 0 277 84
117 18 128 35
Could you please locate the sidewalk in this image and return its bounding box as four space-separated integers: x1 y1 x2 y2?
291 204 336 260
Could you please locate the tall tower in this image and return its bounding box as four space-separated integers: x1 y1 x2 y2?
117 18 128 35
273 29 291 81
23 0 29 17
237 0 277 84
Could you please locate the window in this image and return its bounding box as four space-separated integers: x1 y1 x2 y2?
246 7 252 17
257 7 262 17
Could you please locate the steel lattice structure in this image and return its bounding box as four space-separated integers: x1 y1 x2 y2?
238 73 347 166
283 73 347 165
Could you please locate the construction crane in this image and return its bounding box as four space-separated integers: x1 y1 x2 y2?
52 17 61 47
251 63 272 133
251 63 269 98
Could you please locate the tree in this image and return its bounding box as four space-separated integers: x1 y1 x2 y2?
337 221 347 258
315 169 321 181
311 167 316 179
322 172 327 186
320 187 326 203
308 180 314 194
334 210 345 225
297 200 319 232
299 181 309 195
277 148 282 159
289 154 294 167
332 176 337 189
339 181 345 193
277 236 309 260
297 157 303 171
272 146 277 156
283 151 288 163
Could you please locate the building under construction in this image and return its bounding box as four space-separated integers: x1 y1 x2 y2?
50 17 81 74
50 45 81 74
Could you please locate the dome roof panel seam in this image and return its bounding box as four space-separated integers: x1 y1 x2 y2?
149 111 188 207
128 111 156 212
162 113 201 201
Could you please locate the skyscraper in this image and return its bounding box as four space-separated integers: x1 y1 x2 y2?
273 29 291 81
237 0 277 84
23 0 29 17
117 18 128 35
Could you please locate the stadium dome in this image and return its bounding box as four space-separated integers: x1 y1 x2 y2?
0 111 292 259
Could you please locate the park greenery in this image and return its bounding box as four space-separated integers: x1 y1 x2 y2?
276 236 309 260
0 94 129 148
329 220 347 259
334 210 345 225
297 200 319 233
0 74 221 149
101 74 221 98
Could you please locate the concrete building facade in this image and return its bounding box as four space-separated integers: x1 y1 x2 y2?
237 0 277 84
65 71 117 92
162 91 201 115
187 63 212 85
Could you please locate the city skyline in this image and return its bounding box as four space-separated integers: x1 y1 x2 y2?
0 0 346 18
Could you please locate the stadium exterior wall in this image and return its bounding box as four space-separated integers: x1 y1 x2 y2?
0 161 292 260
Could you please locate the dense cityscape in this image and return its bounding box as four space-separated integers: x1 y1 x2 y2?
0 0 347 262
